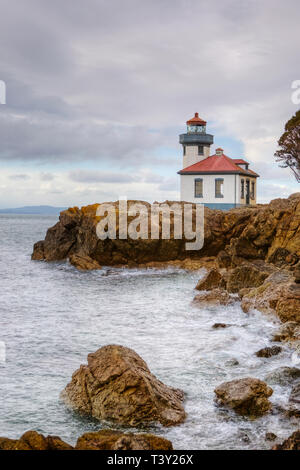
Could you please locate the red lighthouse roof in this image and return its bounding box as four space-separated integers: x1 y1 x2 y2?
186 112 207 126
178 152 259 177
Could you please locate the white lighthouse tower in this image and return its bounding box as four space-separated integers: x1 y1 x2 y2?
180 113 214 168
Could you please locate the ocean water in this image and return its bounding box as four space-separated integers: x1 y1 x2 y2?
0 214 298 449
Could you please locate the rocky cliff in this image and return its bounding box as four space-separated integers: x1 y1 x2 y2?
32 194 300 269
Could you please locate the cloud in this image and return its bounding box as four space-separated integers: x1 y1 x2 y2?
158 177 179 192
40 172 55 181
69 170 138 184
0 0 299 205
9 173 30 180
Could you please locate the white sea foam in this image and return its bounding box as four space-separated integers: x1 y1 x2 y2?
0 214 298 449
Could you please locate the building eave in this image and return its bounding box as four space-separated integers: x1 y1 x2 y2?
178 170 259 177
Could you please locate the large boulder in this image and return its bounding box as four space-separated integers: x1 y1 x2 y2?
272 430 300 450
61 345 186 427
214 377 273 417
75 430 173 450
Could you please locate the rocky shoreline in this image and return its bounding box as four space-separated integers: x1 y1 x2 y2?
3 193 297 450
32 194 300 270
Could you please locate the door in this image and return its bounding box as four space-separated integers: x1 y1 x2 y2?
246 180 250 205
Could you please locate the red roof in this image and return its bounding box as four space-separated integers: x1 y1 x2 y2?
186 112 206 126
232 158 248 165
178 153 259 177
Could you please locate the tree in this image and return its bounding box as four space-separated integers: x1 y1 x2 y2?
274 110 300 182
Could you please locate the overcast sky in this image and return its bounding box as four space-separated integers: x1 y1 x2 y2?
0 0 299 208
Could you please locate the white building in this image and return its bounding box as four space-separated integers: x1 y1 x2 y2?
178 113 259 209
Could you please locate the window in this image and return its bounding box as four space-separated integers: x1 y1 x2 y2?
183 145 186 156
215 178 224 198
251 181 255 199
241 179 245 199
194 178 203 198
198 145 204 156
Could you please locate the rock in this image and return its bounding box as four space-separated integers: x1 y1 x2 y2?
193 288 234 307
268 248 293 267
265 432 277 441
214 377 273 417
265 367 300 385
75 430 173 450
31 240 45 261
212 323 230 329
225 358 239 366
195 268 223 291
272 430 300 450
61 345 186 427
226 262 272 293
31 195 300 269
238 287 252 299
255 346 282 358
0 430 172 451
0 431 73 450
241 270 300 322
289 382 300 406
272 321 300 343
295 265 300 284
238 431 251 443
69 254 101 271
217 250 232 269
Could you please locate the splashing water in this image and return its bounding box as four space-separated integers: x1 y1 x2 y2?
0 215 298 449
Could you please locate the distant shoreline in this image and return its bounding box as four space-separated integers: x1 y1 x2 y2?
0 206 66 215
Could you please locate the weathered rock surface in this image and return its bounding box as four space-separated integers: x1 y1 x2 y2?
195 268 223 291
272 321 300 343
241 270 300 322
69 254 101 271
265 367 300 385
61 345 186 427
193 288 235 307
272 430 300 450
75 430 173 450
214 377 273 417
0 430 173 451
226 262 273 293
0 431 73 450
32 195 300 269
255 346 282 358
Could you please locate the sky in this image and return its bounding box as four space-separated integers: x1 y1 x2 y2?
0 0 299 208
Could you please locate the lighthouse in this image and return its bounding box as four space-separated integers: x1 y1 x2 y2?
179 113 214 168
178 113 259 209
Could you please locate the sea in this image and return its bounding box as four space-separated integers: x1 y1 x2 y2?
0 214 298 449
